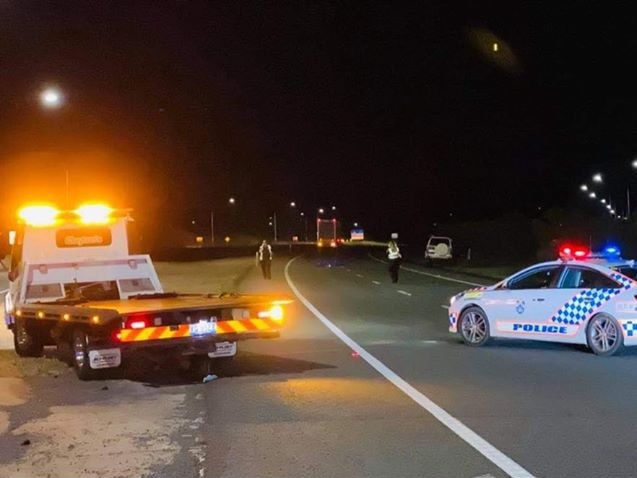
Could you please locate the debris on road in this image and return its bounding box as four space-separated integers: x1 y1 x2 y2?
20 439 31 446
202 374 218 383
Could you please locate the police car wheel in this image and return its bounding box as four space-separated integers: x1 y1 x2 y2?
587 314 623 356
72 329 94 380
13 318 44 357
459 307 490 346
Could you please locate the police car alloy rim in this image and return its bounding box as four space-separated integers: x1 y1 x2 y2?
590 316 620 353
461 310 487 343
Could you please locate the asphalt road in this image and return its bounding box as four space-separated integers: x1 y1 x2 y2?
3 252 637 478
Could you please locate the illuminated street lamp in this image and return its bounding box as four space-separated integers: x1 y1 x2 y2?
632 159 637 169
210 197 236 244
39 87 64 109
290 201 296 208
331 205 336 211
318 208 324 214
601 199 607 204
580 184 588 191
592 173 603 183
589 192 597 198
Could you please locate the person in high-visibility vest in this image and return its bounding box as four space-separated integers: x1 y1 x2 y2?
256 240 273 279
386 239 402 283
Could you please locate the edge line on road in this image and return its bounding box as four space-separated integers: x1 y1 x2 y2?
285 256 534 478
368 254 484 287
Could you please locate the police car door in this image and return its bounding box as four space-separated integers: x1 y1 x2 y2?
553 265 624 339
491 265 565 337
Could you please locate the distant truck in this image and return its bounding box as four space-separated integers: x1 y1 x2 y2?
4 204 289 380
424 235 453 265
316 218 341 247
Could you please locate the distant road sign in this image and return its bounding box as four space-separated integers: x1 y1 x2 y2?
351 229 364 241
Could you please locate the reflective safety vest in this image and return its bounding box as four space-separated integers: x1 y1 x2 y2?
257 244 273 261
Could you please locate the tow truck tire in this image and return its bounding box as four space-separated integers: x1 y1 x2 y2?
587 314 623 356
72 329 94 380
458 306 491 347
13 318 44 357
187 355 211 380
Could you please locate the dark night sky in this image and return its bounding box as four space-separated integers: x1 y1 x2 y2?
2 2 637 240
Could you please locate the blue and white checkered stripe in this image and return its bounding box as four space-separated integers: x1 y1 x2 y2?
610 272 634 290
552 288 622 326
623 321 637 337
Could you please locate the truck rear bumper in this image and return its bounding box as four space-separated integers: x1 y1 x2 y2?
116 330 279 354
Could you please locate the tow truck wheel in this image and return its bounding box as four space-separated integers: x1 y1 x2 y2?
72 329 94 380
13 318 44 357
587 314 623 356
187 355 212 380
459 306 491 347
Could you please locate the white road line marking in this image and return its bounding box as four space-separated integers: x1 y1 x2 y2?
369 254 484 287
441 305 449 309
356 273 364 278
372 280 381 285
285 257 535 478
397 290 412 297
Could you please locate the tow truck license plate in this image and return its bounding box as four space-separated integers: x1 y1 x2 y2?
190 320 217 336
209 341 237 358
89 348 121 369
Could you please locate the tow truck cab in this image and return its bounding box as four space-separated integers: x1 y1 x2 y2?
5 205 160 324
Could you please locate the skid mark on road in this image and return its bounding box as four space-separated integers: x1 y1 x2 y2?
285 257 535 478
368 254 484 287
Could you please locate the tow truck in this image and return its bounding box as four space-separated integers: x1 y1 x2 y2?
3 204 290 380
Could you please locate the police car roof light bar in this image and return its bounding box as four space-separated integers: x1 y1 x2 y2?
559 244 589 261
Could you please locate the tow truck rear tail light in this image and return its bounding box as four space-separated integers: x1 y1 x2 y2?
123 315 150 329
257 305 284 322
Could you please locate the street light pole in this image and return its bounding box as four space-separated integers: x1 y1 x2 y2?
273 212 278 242
210 210 214 244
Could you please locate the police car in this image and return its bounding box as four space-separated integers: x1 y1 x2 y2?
448 245 637 356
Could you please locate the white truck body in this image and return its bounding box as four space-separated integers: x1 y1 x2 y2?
4 205 287 380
